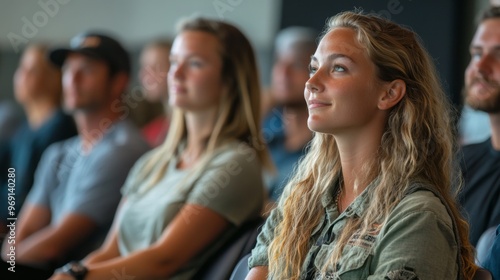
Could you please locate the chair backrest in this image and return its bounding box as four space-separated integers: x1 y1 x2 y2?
194 217 264 280
230 253 251 280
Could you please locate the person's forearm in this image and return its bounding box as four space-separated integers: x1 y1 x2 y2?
1 237 13 261
15 227 64 265
82 247 178 280
16 223 37 243
83 248 119 266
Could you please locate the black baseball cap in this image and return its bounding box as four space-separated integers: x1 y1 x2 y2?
49 31 131 76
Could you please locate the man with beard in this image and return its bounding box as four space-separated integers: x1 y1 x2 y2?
262 27 317 206
0 31 149 278
460 6 500 247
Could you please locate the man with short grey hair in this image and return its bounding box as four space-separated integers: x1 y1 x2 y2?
262 26 317 206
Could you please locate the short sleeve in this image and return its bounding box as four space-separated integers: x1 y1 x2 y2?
66 144 147 226
248 205 283 268
26 142 65 207
187 142 264 226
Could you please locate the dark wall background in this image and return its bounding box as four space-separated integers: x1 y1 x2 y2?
279 0 469 108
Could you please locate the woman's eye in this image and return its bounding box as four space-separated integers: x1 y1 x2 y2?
189 60 203 67
333 65 346 72
308 65 317 76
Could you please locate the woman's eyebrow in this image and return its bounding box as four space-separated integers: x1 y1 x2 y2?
310 53 354 63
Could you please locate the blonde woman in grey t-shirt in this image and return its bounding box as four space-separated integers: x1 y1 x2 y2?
50 17 272 280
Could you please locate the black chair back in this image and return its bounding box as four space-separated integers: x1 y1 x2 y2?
229 253 251 280
194 218 264 280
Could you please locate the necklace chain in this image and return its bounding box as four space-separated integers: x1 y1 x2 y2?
181 150 198 164
335 175 345 212
334 185 342 211
182 153 194 163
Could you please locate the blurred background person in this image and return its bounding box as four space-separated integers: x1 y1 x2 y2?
0 44 77 236
138 39 172 147
49 17 271 280
459 5 500 247
459 104 491 145
1 32 149 278
0 99 23 142
262 26 317 208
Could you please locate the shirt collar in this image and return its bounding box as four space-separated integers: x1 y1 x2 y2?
322 175 380 218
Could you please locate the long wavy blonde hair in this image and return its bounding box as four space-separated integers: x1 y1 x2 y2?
267 11 476 280
129 17 272 193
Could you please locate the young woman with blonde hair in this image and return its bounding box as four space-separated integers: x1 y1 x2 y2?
50 17 272 280
247 11 477 280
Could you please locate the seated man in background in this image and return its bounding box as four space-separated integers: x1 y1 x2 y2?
1 31 149 277
0 44 77 236
459 6 500 247
262 26 317 207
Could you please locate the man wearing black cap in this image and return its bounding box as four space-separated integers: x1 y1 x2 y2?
0 31 149 277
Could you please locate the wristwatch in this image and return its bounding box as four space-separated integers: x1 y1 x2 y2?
56 261 88 280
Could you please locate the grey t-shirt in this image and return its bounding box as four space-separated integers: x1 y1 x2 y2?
27 120 150 262
116 140 265 279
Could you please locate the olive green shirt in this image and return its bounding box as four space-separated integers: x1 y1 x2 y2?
249 179 459 279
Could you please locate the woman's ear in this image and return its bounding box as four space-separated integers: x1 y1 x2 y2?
378 79 406 110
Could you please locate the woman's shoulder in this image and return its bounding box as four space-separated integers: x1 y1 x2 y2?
197 141 263 186
120 147 166 195
210 140 260 166
390 184 453 227
398 189 447 211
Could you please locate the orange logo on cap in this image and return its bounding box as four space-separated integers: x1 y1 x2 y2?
80 36 101 48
